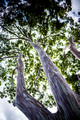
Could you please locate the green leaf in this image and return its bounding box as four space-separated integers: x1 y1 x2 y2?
0 81 1 86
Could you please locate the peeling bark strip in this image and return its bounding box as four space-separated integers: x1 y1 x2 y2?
14 40 80 120
13 53 54 120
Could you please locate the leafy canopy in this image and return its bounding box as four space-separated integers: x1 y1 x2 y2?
0 0 80 107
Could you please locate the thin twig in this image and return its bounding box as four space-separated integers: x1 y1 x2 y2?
1 25 34 48
0 56 18 59
7 36 32 42
1 38 17 41
22 28 28 38
7 38 19 41
1 26 19 38
2 37 26 41
0 51 20 54
1 25 32 43
14 24 24 36
34 66 42 94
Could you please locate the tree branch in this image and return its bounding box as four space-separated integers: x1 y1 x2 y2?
1 25 19 38
0 56 18 59
0 51 20 60
0 51 20 54
22 28 28 37
0 37 18 42
34 66 42 94
1 25 33 44
13 24 25 36
13 53 54 120
69 37 80 60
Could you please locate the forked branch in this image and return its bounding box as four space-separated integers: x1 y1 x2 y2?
1 25 19 38
13 24 25 36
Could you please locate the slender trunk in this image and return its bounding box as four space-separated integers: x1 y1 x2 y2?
13 53 54 120
13 42 80 120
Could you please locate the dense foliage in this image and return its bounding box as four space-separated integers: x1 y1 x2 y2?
0 0 80 108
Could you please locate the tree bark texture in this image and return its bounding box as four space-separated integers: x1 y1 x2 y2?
69 37 80 60
13 53 54 120
13 42 80 120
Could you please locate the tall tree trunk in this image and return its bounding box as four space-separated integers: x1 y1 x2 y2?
13 53 54 120
13 41 80 120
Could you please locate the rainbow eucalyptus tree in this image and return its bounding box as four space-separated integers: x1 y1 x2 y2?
0 1 80 120
13 37 80 120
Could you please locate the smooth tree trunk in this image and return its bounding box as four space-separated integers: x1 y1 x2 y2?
13 41 80 120
69 37 80 60
13 53 54 120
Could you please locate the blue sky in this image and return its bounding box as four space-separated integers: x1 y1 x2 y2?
0 0 80 120
68 0 80 22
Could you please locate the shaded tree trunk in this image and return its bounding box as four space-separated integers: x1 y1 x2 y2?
69 37 80 60
13 53 54 120
13 41 80 120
